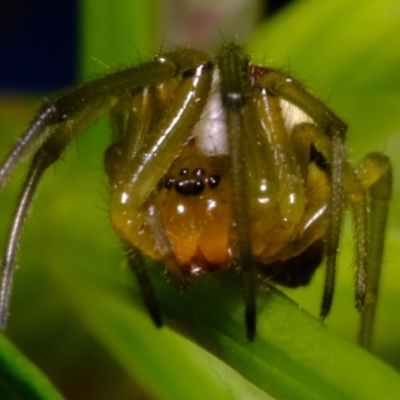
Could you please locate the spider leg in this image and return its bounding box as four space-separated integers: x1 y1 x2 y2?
0 134 70 329
124 243 162 328
312 132 370 317
0 49 211 330
355 153 392 349
106 61 215 326
257 70 347 319
217 45 257 340
0 48 210 191
341 164 370 311
291 122 313 182
108 62 213 224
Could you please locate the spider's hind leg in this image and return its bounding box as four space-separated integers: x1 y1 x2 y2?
354 152 392 349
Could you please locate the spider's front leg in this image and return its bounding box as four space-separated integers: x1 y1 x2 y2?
0 49 211 330
0 134 71 329
217 46 258 340
105 61 214 329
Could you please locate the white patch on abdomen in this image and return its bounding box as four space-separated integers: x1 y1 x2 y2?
193 71 315 155
194 68 228 155
279 99 314 132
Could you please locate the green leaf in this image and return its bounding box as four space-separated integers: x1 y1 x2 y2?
54 252 400 400
0 334 64 400
79 0 159 78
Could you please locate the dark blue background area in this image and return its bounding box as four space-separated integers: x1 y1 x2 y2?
0 0 291 92
0 0 77 92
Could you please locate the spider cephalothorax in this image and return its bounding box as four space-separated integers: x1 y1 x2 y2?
0 44 392 348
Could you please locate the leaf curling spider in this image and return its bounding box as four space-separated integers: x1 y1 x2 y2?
0 43 392 348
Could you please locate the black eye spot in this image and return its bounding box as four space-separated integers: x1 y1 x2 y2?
193 168 205 177
208 174 221 189
175 179 205 196
193 180 205 195
179 168 189 176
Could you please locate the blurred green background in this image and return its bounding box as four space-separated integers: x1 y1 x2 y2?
1 1 400 399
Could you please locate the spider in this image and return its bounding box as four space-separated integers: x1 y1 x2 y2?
0 43 392 348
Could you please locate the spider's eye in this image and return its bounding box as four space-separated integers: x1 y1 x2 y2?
208 174 220 189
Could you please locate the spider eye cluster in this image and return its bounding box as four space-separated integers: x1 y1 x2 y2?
164 168 221 196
